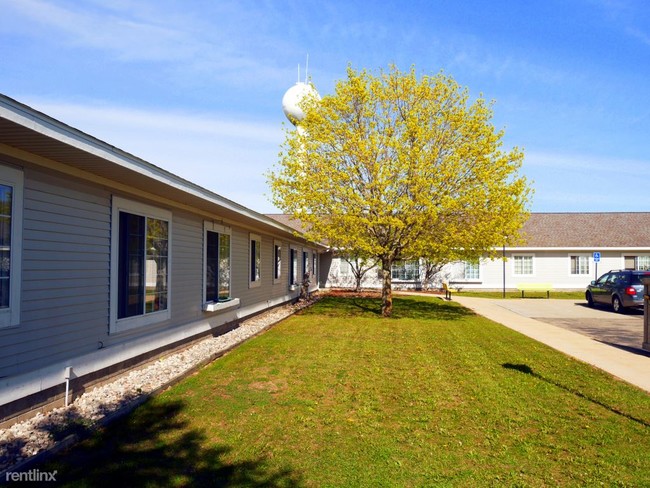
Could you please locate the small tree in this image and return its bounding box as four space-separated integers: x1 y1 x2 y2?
269 65 531 316
421 258 446 290
341 254 378 292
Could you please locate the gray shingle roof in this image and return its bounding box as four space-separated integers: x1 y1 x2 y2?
265 214 309 234
521 213 650 248
267 212 650 249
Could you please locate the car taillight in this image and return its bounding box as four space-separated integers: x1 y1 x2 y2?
625 287 637 296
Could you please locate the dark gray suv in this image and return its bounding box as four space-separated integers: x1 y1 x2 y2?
586 270 650 313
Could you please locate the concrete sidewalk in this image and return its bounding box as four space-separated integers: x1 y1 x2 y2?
450 296 650 394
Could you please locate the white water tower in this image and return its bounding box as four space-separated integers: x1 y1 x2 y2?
282 81 319 127
282 59 320 131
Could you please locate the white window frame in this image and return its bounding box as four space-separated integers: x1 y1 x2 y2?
203 221 238 312
273 240 282 284
392 260 420 281
0 165 23 328
569 254 590 276
249 233 262 288
110 196 172 334
512 254 535 277
303 250 309 279
636 255 650 271
289 246 299 289
463 261 481 281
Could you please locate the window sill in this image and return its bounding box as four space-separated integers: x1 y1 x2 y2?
203 298 240 313
0 308 20 329
289 284 297 291
111 309 171 334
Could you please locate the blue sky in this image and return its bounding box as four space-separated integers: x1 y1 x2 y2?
1 0 649 213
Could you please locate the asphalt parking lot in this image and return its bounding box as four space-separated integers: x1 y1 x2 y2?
496 299 646 353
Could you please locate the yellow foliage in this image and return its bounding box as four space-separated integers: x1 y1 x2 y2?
268 65 532 315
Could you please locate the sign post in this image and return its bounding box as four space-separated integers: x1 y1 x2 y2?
593 252 601 280
641 276 650 352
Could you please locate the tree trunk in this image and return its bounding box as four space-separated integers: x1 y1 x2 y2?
353 257 362 292
381 257 393 317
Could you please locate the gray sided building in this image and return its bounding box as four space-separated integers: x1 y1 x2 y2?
0 94 324 424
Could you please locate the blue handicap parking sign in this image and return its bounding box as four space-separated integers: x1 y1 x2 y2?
593 252 601 262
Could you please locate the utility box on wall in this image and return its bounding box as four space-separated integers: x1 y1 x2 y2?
642 276 650 352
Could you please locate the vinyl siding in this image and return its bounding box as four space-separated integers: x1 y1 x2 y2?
452 251 620 290
169 211 203 322
229 232 307 305
0 167 315 382
324 252 625 291
0 168 111 378
231 230 287 305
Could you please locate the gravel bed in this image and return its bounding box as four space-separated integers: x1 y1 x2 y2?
0 297 318 473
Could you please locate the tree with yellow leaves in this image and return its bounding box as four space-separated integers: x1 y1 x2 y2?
269 65 532 317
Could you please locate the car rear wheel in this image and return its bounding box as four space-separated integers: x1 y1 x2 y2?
612 295 625 313
586 291 594 307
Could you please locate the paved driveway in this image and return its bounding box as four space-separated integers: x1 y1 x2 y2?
495 299 646 353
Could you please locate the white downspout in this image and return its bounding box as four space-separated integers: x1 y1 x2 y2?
64 366 73 407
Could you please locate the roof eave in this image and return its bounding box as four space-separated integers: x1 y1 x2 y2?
0 94 325 249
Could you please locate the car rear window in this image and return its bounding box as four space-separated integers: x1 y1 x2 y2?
631 273 650 285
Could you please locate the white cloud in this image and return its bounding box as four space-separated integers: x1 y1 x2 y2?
533 189 638 211
592 0 650 49
627 27 650 47
35 101 283 144
524 151 650 178
438 31 571 87
23 97 284 212
522 149 650 212
1 0 191 60
0 0 294 88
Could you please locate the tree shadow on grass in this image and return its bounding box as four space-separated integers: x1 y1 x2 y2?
302 296 475 321
502 363 650 428
390 297 475 321
43 400 303 487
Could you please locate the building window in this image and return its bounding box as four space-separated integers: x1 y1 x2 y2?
627 255 650 271
570 255 590 275
313 253 317 280
463 261 480 280
250 233 261 288
392 260 420 281
0 184 11 310
290 248 298 286
638 256 650 271
111 197 171 333
118 213 169 319
513 255 534 276
205 223 231 303
274 242 282 282
340 259 350 276
303 251 309 280
0 165 23 328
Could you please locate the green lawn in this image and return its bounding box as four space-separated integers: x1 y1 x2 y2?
450 290 586 300
46 296 650 487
